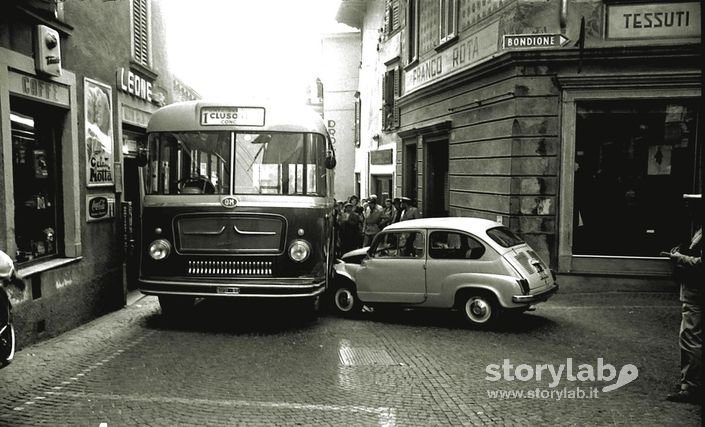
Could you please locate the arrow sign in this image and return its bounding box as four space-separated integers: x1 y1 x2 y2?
503 33 570 49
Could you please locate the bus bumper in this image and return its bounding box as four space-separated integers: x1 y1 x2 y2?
138 277 326 299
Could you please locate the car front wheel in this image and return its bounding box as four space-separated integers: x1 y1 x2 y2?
331 284 361 316
461 294 498 326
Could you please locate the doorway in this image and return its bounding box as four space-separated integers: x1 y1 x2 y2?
424 139 449 217
403 140 418 200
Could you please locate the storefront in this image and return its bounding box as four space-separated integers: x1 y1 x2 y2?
1 47 125 343
114 65 164 289
395 1 701 280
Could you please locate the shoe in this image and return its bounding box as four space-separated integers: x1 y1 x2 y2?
666 389 701 404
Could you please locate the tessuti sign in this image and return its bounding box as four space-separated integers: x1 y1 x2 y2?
607 2 700 39
200 106 265 126
502 34 570 49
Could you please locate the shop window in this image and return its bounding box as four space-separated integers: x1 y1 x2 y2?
131 0 151 67
382 67 400 130
406 0 419 64
439 0 457 44
572 100 700 257
11 111 60 263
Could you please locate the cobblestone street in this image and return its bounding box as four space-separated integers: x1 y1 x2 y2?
0 291 701 426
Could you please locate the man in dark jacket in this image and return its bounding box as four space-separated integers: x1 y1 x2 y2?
667 194 702 404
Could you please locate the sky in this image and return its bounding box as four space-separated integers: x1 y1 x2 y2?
159 0 353 104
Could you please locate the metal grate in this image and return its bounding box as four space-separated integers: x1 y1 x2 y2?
339 346 396 367
187 260 273 276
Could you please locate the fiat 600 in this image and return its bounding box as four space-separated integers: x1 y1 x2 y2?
331 217 558 326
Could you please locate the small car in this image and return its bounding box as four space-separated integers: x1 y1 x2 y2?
331 217 558 326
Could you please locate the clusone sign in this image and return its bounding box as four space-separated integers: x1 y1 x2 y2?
404 21 499 94
607 2 700 39
116 67 153 103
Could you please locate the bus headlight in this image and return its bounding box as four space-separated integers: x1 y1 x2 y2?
288 239 311 263
148 239 172 260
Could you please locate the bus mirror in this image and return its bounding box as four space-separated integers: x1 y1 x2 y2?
136 148 148 167
325 152 336 169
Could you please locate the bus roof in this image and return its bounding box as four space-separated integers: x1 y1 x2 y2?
147 100 329 135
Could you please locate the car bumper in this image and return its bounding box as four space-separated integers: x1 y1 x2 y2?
512 283 559 304
139 277 326 298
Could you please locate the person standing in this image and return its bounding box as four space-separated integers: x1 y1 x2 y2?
338 202 362 255
379 198 396 230
362 195 383 246
392 197 403 223
399 196 421 221
666 193 702 404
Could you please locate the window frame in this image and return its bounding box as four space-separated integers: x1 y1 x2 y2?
406 0 419 65
370 229 426 259
429 229 486 260
439 0 458 44
382 67 401 131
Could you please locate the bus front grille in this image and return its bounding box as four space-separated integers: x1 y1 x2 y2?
187 260 273 276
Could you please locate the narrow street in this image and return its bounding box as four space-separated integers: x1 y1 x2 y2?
0 291 700 426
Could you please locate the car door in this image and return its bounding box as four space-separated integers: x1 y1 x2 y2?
425 230 491 298
356 230 426 303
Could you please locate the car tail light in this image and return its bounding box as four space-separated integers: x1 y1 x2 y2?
517 278 530 295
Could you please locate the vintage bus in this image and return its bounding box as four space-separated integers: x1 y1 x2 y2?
137 101 336 316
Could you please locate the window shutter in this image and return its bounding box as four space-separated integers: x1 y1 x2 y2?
392 0 400 31
393 68 400 128
133 0 150 66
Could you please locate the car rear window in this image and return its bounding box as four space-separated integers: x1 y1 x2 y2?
486 226 524 248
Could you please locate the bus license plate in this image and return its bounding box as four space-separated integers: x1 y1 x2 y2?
217 287 240 295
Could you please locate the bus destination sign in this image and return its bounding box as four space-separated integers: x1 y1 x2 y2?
200 106 265 126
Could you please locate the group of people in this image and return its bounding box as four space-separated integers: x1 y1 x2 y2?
334 194 420 256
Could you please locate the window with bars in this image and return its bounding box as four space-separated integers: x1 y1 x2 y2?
439 0 457 43
406 0 419 64
382 68 400 131
132 0 150 66
384 0 401 36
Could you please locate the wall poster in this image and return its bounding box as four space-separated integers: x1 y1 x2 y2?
84 77 114 187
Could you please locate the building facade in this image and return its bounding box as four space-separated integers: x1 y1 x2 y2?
337 0 702 283
320 31 362 200
0 0 192 348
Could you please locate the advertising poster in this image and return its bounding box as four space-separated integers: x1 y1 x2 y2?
84 78 114 187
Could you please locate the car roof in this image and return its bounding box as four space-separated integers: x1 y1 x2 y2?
383 216 503 232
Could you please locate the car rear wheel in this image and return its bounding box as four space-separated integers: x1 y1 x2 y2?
461 293 498 326
331 284 361 316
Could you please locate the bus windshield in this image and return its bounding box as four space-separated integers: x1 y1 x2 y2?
146 131 327 196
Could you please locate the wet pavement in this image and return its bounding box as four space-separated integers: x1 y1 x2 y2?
0 291 701 426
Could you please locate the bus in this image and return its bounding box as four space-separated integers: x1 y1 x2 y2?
136 101 337 316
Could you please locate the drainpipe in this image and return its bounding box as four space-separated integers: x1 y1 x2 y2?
560 0 568 32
